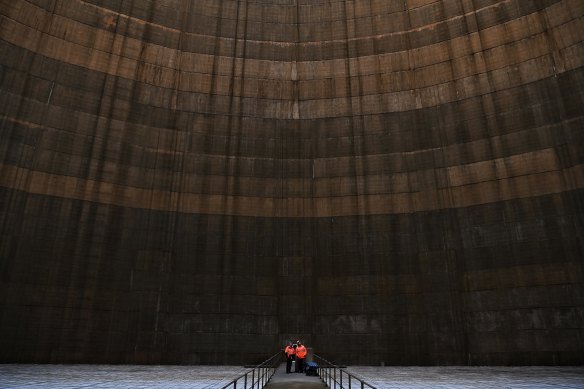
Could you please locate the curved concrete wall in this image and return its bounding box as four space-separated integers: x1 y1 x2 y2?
0 0 583 365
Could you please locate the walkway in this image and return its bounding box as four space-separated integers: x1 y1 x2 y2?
264 363 326 389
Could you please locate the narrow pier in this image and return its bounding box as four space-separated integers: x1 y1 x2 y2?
264 363 326 388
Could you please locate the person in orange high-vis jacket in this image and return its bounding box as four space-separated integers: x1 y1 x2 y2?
284 342 295 373
295 341 307 373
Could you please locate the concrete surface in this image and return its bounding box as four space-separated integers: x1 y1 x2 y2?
1 0 584 366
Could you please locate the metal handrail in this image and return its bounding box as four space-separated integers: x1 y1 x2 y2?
313 354 377 389
220 351 282 389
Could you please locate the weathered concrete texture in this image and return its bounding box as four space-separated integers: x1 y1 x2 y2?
0 0 583 365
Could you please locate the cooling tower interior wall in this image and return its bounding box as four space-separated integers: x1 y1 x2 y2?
0 0 583 365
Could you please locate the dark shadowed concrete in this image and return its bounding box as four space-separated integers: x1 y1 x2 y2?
264 364 326 389
0 0 583 366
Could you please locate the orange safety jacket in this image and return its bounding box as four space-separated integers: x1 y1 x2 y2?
285 346 295 357
296 345 307 359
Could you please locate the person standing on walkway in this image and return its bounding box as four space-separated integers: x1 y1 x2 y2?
284 342 296 374
295 340 307 373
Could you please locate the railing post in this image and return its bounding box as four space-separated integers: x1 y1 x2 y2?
340 369 343 389
244 373 247 389
349 374 351 389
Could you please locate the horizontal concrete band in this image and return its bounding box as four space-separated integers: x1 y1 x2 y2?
1 41 582 118
2 182 582 364
1 114 582 182
2 63 581 155
1 80 581 166
2 35 581 103
4 184 581 304
2 1 581 85
12 0 568 57
80 0 556 34
1 163 582 217
2 14 578 90
1 25 582 118
334 267 582 294
6 268 580 308
1 127 582 195
5 182 580 262
4 1 581 72
3 275 581 329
